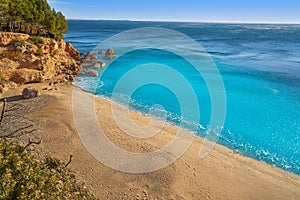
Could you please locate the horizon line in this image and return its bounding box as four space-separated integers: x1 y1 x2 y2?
66 18 300 25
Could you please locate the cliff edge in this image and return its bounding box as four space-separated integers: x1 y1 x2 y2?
0 32 82 92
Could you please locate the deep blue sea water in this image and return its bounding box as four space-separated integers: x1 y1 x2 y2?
66 20 300 175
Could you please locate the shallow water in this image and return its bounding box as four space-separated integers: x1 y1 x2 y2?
66 20 300 175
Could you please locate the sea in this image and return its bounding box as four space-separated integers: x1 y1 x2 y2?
65 20 300 175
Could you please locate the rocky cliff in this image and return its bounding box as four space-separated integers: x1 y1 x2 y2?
0 32 82 92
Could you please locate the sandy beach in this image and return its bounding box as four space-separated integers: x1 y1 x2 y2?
1 82 300 200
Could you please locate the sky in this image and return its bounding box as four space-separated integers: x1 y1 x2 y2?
48 0 300 23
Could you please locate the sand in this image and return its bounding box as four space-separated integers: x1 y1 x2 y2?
1 83 300 200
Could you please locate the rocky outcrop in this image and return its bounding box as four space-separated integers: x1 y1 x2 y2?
80 70 98 77
82 52 106 68
10 68 44 84
0 32 30 46
104 48 116 59
0 32 82 91
65 43 80 60
0 81 17 93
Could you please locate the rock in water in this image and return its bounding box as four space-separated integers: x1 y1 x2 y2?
85 70 98 77
104 48 116 59
94 60 106 68
84 52 97 60
22 88 39 99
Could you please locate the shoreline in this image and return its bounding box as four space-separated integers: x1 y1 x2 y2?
1 82 300 199
72 83 299 177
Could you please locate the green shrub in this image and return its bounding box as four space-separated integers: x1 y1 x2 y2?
36 48 44 56
12 40 26 47
0 74 7 81
30 36 45 45
0 139 97 200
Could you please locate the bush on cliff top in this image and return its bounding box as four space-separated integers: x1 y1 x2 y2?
30 36 45 45
0 139 97 200
12 39 26 47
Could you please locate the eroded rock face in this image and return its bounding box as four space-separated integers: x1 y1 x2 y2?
104 48 116 59
0 81 17 93
65 42 80 60
0 32 83 91
0 32 30 46
10 69 44 84
22 88 39 99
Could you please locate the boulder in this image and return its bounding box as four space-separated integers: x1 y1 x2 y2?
85 70 98 77
81 62 93 68
84 52 97 60
104 48 116 59
22 88 39 99
98 50 105 54
10 69 44 84
94 60 106 68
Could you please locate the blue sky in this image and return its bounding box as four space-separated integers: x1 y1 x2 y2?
48 0 300 23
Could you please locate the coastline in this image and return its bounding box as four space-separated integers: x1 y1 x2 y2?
1 82 300 199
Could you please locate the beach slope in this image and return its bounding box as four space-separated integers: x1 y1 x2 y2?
1 83 300 200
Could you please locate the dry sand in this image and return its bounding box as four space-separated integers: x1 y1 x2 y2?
1 83 300 200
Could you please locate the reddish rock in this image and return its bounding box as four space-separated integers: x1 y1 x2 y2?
65 42 80 60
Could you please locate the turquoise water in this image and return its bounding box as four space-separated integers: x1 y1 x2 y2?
67 20 300 175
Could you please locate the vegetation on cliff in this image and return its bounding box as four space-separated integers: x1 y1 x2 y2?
0 0 67 40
